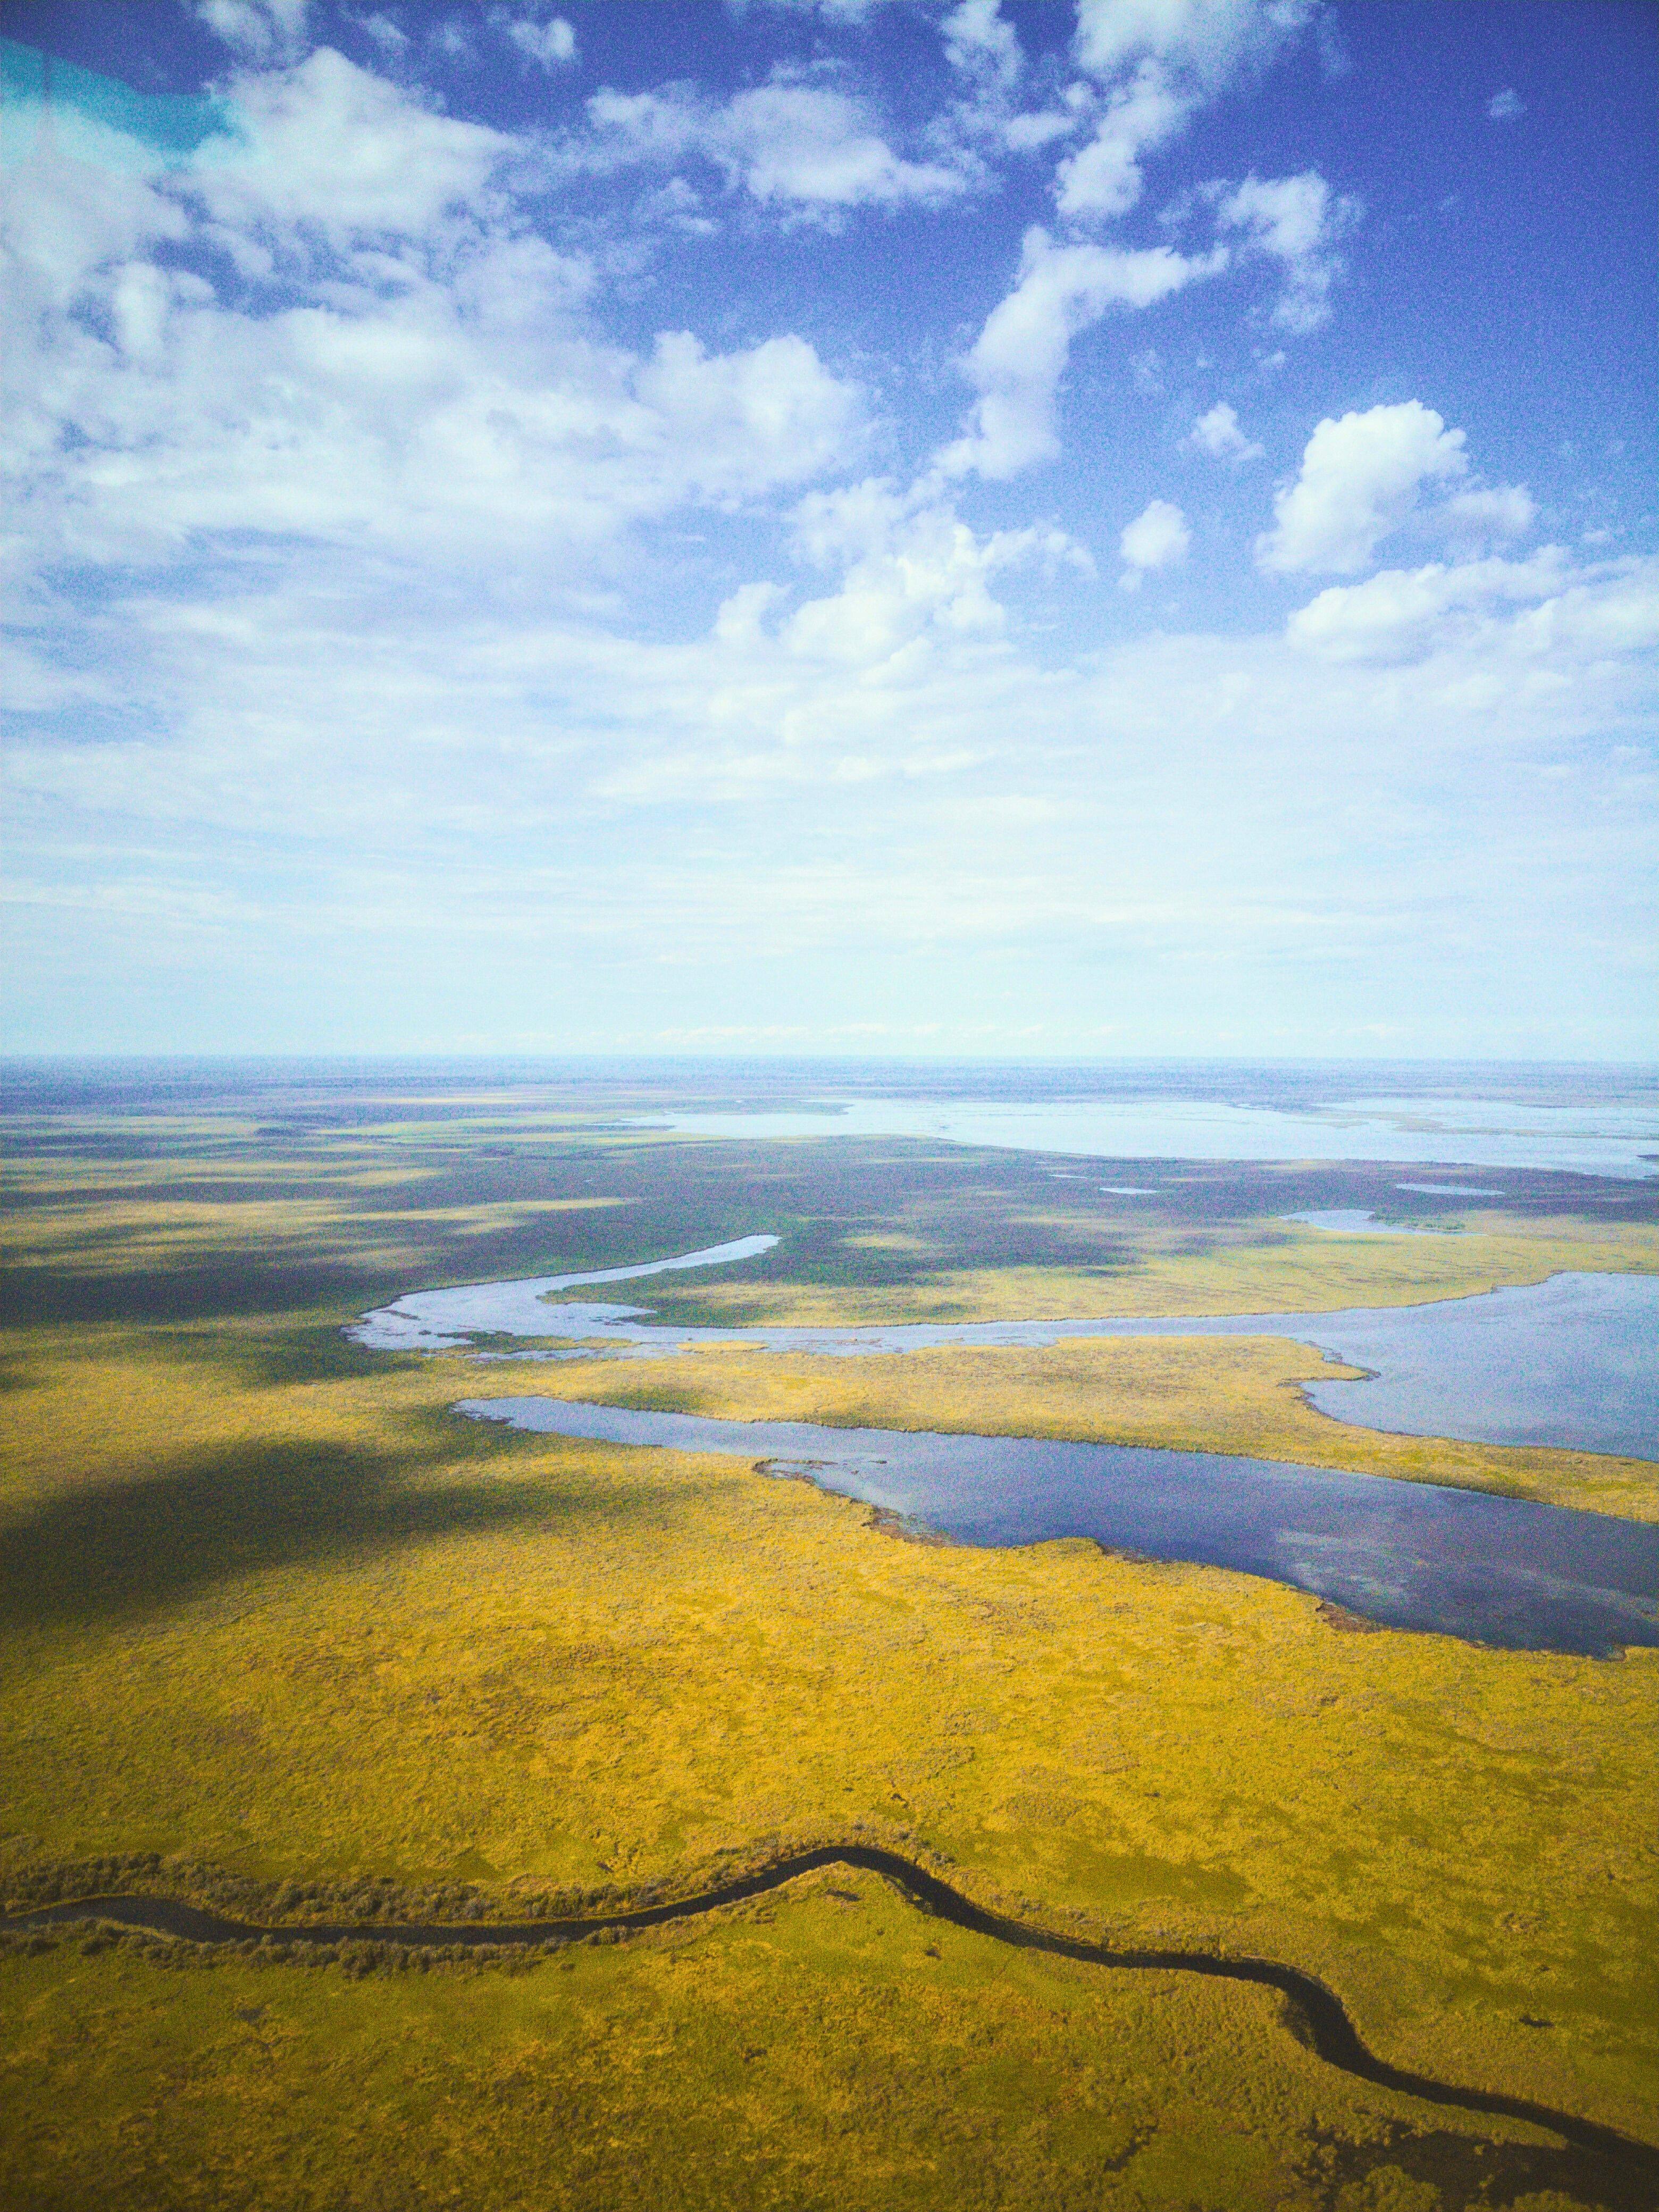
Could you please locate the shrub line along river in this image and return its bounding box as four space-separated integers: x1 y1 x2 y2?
4 1847 1656 2179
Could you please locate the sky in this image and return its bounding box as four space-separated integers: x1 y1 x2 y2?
2 0 1655 1060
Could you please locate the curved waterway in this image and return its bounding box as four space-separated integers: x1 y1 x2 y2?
351 1248 1659 1460
458 1398 1659 1656
5 1848 1655 2183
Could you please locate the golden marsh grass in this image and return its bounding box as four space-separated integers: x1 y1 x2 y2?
3 1102 1654 2206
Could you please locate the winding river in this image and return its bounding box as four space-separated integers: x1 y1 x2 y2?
350 1242 1659 1460
4 1848 1655 2182
19 1233 1650 2174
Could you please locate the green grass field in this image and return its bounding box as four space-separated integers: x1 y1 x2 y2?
3 1079 1655 2209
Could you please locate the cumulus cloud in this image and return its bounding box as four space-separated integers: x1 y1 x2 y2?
1055 5 1323 229
1487 87 1525 121
1188 400 1263 462
1072 0 1319 95
943 9 1333 492
192 0 312 64
1216 169 1355 332
1258 402 1470 573
1288 550 1659 665
15 535 1653 1054
1259 401 1538 575
940 228 1225 477
193 47 517 243
781 483 1090 665
10 14 1650 1061
941 0 1021 86
1054 63 1186 219
491 10 578 69
2 52 866 580
581 80 972 210
1119 497 1190 585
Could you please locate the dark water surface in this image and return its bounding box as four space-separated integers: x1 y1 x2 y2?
458 1397 1659 1657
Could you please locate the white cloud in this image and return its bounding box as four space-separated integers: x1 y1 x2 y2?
9 13 1651 1061
1072 0 1318 95
13 542 1653 1055
944 11 1328 492
192 0 312 64
1119 497 1189 585
1055 9 1325 228
778 482 1090 667
1054 63 1186 219
1003 105 1084 152
14 283 864 569
1258 401 1470 574
582 81 971 210
942 0 1021 85
352 11 409 58
1433 484 1537 548
1216 169 1355 332
425 18 479 64
492 10 578 70
1259 403 1538 576
1288 550 1659 665
1487 87 1526 122
1188 400 1263 462
940 228 1225 477
2 57 867 581
195 48 516 243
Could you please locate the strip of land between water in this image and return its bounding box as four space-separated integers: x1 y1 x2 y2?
350 1245 1659 1462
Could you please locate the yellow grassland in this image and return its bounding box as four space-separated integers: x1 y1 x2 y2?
655 1213 1658 1326
0 1872 1596 2212
2 1126 1655 2208
2 1320 1655 2161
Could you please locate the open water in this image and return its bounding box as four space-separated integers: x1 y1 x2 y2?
457 1396 1659 1656
353 1263 1659 1462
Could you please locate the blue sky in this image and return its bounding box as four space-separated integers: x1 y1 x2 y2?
3 0 1655 1058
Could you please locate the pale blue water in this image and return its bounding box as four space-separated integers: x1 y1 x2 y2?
355 1263 1659 1462
633 1094 1659 1179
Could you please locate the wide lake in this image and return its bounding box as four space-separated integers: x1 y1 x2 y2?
457 1396 1659 1658
632 1093 1659 1179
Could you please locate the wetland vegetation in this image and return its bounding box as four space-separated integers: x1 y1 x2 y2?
3 1062 1656 2210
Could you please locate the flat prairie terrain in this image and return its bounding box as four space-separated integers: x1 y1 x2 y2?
3 1078 1655 2210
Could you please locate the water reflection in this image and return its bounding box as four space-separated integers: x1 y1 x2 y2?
457 1397 1659 1657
